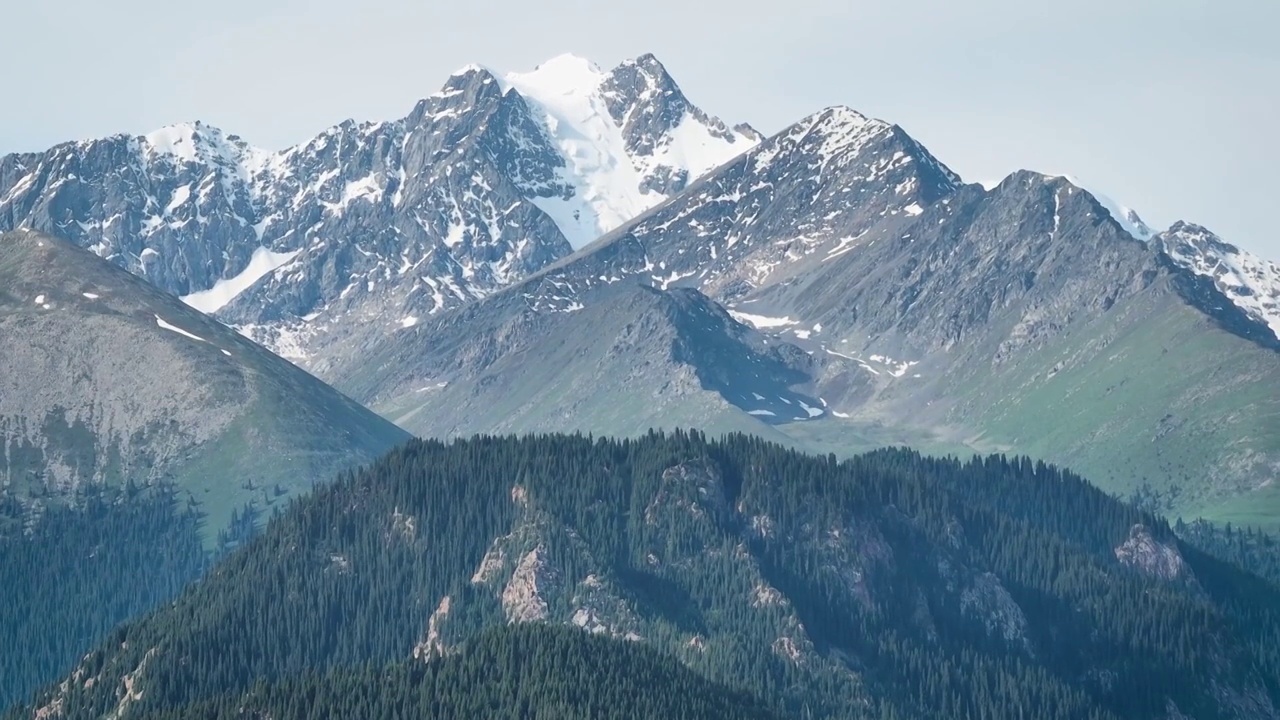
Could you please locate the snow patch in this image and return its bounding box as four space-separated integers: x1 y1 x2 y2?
165 185 191 213
155 315 206 343
325 174 382 215
143 124 200 163
182 247 301 314
798 400 824 418
506 54 755 248
729 310 798 329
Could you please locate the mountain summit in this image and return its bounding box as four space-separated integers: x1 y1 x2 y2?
499 53 759 247
0 53 755 366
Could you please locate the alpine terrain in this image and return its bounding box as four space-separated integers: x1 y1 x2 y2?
326 99 1280 531
3 53 1277 521
0 53 757 373
0 46 1278 720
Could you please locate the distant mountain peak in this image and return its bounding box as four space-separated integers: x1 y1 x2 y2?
137 120 268 172
626 52 667 69
816 104 878 126
1007 171 1280 341
142 121 203 159
439 62 501 89
1158 221 1280 339
497 52 759 248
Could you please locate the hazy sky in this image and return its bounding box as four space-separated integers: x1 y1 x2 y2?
6 0 1277 257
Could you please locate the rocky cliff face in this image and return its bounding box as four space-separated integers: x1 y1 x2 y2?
1114 524 1190 581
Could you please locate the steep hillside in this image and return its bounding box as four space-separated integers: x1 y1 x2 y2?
346 281 819 443
0 229 409 535
17 433 1280 720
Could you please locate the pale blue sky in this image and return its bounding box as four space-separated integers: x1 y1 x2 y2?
6 0 1276 257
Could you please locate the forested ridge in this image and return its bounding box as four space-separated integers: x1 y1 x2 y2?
9 432 1280 720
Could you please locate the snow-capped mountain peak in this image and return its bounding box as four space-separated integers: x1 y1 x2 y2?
502 53 760 248
1032 174 1277 339
142 122 205 162
0 52 764 365
1157 221 1280 340
449 62 492 79
503 52 603 90
139 120 271 173
1029 174 1280 338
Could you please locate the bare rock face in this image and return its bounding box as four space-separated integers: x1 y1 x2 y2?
1114 524 1188 581
468 520 566 625
501 545 560 624
960 572 1032 652
644 461 730 527
412 595 453 661
569 574 643 640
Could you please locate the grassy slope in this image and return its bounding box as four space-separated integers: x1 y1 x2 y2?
758 284 1280 531
968 291 1280 528
0 231 411 544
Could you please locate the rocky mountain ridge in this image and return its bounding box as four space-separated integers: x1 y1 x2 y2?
0 53 756 367
4 53 1279 528
333 111 1280 529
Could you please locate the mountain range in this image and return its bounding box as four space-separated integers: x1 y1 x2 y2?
3 49 1280 720
4 53 1277 530
0 54 755 369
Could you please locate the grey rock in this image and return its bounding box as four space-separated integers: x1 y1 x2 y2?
0 55 755 372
